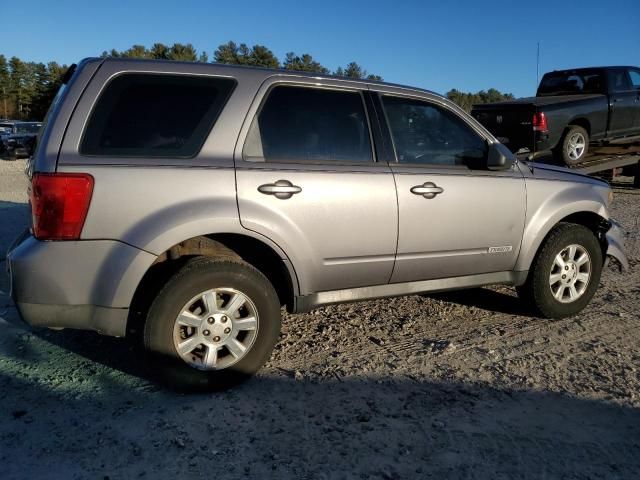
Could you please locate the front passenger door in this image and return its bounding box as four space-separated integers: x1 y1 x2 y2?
375 92 526 284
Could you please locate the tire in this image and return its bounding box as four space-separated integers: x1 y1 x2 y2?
517 223 603 319
555 126 589 166
144 256 281 390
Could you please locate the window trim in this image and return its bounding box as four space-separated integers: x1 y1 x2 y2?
376 92 489 170
241 82 378 166
78 71 237 159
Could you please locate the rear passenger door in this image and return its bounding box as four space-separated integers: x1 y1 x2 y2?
235 80 398 295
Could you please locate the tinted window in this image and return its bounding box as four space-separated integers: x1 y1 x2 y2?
608 70 632 92
243 85 372 163
382 96 486 166
15 123 41 134
628 69 640 89
81 73 235 157
538 70 603 96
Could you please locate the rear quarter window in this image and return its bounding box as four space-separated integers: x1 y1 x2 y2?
80 73 236 158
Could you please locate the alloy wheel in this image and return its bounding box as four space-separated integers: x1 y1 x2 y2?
173 288 259 370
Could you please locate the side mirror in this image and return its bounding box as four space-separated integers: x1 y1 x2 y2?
487 142 515 170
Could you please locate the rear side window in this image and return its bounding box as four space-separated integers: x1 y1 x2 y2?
608 70 632 92
81 73 235 157
243 85 373 163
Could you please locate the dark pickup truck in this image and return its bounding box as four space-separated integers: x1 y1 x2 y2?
471 66 640 165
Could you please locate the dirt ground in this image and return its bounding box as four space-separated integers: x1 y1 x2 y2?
1 158 639 479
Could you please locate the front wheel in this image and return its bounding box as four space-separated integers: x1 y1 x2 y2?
144 256 281 390
517 223 603 318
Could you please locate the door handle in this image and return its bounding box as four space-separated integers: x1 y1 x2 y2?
410 182 444 199
258 180 302 199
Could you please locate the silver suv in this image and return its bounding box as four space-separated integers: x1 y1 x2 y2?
7 58 628 388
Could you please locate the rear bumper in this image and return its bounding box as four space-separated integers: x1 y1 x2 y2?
606 219 629 271
6 234 156 336
13 302 129 337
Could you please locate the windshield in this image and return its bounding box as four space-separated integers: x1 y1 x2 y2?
15 123 42 134
537 70 603 96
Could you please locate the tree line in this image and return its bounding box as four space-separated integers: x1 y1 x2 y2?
0 41 513 121
445 88 515 112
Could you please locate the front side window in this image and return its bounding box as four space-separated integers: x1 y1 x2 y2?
628 69 640 89
382 95 486 166
243 85 373 163
81 73 236 157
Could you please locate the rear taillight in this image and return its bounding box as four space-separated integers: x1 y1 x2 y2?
532 111 548 132
30 173 94 240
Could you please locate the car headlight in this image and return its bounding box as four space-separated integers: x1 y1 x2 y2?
607 190 614 207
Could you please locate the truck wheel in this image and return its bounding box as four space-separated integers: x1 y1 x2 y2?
144 256 281 390
517 223 602 319
556 126 589 166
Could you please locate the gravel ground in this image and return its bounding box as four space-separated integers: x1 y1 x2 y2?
1 158 639 479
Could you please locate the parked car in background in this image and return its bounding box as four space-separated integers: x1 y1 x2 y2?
0 121 42 159
0 121 16 135
471 66 640 165
7 58 628 389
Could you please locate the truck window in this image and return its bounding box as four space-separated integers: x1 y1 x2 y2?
608 70 632 92
81 73 236 158
537 71 603 96
628 69 640 89
243 85 373 163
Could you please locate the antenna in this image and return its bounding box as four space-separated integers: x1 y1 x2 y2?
536 42 540 87
529 41 540 171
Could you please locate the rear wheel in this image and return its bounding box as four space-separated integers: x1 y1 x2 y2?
517 223 602 318
556 126 589 166
144 256 281 390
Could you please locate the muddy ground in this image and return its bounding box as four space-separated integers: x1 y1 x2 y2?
1 158 639 479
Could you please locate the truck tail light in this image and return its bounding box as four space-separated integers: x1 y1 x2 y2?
532 112 548 132
30 173 94 240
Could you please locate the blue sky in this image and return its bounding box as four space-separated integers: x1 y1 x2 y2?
4 0 639 97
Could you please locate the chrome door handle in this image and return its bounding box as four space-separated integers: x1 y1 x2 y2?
258 180 302 199
410 182 444 199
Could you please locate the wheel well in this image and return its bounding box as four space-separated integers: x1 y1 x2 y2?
557 211 609 256
567 118 591 137
126 234 295 340
521 212 609 281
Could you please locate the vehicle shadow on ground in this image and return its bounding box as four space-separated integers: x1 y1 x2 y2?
426 287 535 317
1 340 639 479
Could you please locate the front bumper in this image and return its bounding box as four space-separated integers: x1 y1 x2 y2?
606 219 629 271
6 234 156 337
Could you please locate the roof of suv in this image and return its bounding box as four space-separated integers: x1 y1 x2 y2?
95 57 443 100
